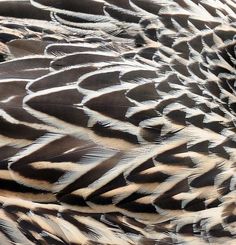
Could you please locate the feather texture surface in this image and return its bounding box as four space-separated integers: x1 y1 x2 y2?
0 0 236 244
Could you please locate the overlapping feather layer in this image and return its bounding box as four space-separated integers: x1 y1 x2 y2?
0 0 235 244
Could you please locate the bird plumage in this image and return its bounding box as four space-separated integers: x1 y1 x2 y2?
0 0 235 244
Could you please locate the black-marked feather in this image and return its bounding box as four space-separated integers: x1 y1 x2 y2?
0 0 235 244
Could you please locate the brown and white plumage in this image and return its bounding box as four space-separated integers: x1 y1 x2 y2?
0 0 235 244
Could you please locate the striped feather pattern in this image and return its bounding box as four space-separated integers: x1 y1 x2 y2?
0 0 236 244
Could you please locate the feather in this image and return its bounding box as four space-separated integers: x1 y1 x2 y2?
0 0 235 244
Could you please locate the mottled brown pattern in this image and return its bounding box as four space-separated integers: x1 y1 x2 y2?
0 0 235 244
